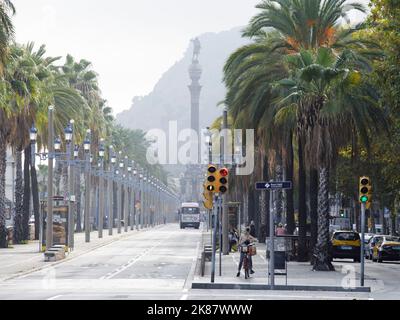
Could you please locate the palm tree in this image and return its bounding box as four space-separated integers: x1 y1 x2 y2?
275 47 387 270
0 0 15 70
4 43 85 243
223 0 384 263
243 0 368 51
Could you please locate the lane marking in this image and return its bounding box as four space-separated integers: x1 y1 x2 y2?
47 294 63 300
100 234 173 280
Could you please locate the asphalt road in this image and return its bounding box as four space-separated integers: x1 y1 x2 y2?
0 224 399 300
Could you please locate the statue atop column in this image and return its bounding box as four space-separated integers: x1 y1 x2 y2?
191 37 201 63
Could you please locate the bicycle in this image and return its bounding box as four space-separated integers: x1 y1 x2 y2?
240 242 256 279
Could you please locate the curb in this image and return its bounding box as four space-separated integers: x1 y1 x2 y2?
3 225 165 281
191 282 371 293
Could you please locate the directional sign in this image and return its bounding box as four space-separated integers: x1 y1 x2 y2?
255 181 292 190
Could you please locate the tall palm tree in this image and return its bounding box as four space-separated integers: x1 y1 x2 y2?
243 0 368 51
0 0 15 70
4 43 85 243
275 47 387 270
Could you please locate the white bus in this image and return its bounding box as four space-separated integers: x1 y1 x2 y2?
179 202 200 229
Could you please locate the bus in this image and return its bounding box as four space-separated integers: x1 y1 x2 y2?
179 202 200 229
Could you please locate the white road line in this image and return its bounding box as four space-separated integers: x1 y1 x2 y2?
47 294 63 300
99 235 172 280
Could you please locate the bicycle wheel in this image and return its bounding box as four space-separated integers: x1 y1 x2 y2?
243 256 249 279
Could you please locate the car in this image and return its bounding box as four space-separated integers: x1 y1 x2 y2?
371 235 400 262
330 231 361 262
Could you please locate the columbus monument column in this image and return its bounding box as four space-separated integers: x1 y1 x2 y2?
188 37 202 162
181 38 203 202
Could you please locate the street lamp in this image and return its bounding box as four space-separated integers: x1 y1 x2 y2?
83 138 91 152
64 123 73 143
74 145 79 158
54 137 61 152
30 125 38 143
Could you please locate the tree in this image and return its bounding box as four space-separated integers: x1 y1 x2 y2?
275 47 387 270
0 0 15 69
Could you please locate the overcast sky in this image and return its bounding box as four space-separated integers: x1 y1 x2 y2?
12 0 369 115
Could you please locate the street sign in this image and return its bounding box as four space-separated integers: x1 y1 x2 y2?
255 181 292 190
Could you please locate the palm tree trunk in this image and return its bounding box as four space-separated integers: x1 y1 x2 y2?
285 133 295 235
275 151 283 224
297 135 308 261
30 161 40 240
0 140 8 248
13 148 24 244
310 168 318 252
22 144 31 241
313 166 335 271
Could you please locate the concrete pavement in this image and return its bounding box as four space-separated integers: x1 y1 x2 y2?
0 224 202 300
1 224 400 300
0 224 165 281
192 231 400 299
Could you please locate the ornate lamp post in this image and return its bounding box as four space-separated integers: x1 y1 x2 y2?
108 146 116 235
83 130 91 242
98 139 105 238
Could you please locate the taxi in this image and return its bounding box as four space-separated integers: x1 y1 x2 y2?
330 231 361 262
371 236 400 262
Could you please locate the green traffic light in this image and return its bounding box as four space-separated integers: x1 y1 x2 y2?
360 195 368 203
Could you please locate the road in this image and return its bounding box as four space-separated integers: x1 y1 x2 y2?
0 224 400 300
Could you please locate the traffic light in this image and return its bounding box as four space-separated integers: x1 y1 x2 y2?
359 176 372 206
215 167 229 194
203 184 213 210
206 165 217 192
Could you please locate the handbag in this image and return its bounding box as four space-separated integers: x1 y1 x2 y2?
249 245 257 256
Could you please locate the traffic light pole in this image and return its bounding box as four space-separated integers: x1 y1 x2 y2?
269 189 275 289
360 202 366 287
219 197 222 276
222 109 229 255
211 195 218 283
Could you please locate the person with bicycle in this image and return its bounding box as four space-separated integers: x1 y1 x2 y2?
236 227 257 277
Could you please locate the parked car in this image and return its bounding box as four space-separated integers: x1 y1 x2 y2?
330 231 361 262
366 235 385 260
371 236 400 262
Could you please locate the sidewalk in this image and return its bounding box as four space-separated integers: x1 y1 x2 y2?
0 226 160 281
193 231 382 292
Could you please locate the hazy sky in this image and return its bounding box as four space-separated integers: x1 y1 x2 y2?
12 0 368 115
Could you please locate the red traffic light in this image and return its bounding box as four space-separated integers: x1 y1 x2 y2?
219 168 229 177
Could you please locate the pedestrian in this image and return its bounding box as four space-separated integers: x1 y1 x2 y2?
276 223 286 236
249 220 256 238
236 227 257 277
228 227 238 252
